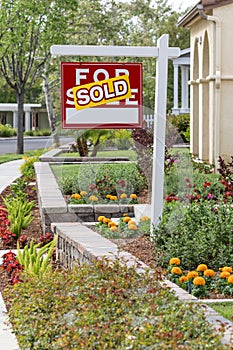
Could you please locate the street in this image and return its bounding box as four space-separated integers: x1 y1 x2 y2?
0 136 74 155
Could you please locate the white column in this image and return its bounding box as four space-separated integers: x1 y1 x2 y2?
13 111 18 129
25 110 31 131
181 66 189 111
172 64 179 115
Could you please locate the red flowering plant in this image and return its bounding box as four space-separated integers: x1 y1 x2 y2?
0 206 16 248
1 250 23 284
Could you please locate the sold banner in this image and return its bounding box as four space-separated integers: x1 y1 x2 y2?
61 62 143 129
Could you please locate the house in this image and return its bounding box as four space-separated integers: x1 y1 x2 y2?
178 0 233 166
0 103 50 131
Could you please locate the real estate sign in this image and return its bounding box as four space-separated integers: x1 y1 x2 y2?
61 62 143 129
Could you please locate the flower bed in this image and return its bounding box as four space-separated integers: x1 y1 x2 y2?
168 258 233 298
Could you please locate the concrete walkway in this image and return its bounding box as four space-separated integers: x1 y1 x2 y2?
0 160 22 349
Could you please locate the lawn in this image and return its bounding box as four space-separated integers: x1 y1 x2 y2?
210 302 233 321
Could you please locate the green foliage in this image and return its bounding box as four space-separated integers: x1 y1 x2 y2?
20 155 40 180
24 129 51 136
112 129 133 150
167 114 190 143
152 200 233 270
3 197 34 239
5 258 225 349
16 235 57 276
211 302 233 321
0 124 17 137
57 163 146 196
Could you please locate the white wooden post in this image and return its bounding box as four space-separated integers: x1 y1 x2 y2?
151 34 170 229
50 36 180 230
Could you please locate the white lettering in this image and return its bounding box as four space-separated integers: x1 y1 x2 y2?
75 68 89 85
90 86 104 102
93 69 109 82
103 83 115 99
66 88 75 105
77 89 90 105
126 88 138 105
114 80 128 97
115 69 130 77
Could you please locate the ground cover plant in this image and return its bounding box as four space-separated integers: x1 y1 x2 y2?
52 163 147 200
4 258 227 350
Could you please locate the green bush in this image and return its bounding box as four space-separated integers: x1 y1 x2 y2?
0 123 17 137
58 163 147 196
152 200 233 270
5 258 225 349
24 129 51 136
167 114 190 143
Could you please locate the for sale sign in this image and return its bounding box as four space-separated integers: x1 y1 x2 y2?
61 62 143 129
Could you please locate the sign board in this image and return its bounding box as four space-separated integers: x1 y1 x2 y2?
61 62 143 129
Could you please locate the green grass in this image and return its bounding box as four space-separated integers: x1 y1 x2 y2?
60 149 137 161
0 149 46 164
210 302 233 321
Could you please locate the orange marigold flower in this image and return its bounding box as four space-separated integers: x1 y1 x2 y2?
193 277 206 286
103 218 111 224
106 194 112 199
110 196 118 201
120 193 127 199
169 258 181 266
123 216 131 223
196 264 208 272
140 216 150 221
179 276 188 283
222 266 233 273
204 269 215 277
108 221 117 228
97 216 105 222
71 193 81 200
110 226 117 232
128 224 137 231
220 271 231 279
228 276 233 284
171 267 182 275
80 191 87 196
130 194 137 199
89 195 98 202
187 271 198 280
128 220 136 226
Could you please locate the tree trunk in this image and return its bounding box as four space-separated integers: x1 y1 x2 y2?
91 136 101 157
76 135 88 156
16 92 24 154
42 74 60 147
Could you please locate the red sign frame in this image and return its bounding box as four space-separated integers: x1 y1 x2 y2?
61 62 143 129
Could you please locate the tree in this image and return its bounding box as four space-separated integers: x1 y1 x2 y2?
0 0 76 153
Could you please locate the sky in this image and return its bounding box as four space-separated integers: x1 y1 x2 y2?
167 0 198 12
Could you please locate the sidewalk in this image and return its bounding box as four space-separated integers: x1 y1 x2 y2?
0 160 22 349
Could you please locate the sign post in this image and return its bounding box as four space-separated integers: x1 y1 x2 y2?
50 35 180 230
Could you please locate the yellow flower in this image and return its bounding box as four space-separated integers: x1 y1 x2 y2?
110 226 117 232
120 193 127 199
110 196 118 201
187 271 199 280
106 194 112 199
108 221 117 228
193 277 206 286
97 216 105 222
103 218 111 224
80 191 87 196
204 269 215 277
123 216 131 223
196 264 208 272
220 271 231 279
89 195 98 202
228 276 233 284
171 267 182 275
71 193 81 200
179 276 188 283
128 220 136 226
169 258 181 266
128 224 137 231
140 216 150 221
130 194 137 199
221 266 233 273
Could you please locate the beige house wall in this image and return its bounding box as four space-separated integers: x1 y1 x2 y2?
188 3 233 165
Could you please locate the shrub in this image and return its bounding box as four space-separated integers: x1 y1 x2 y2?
0 123 17 137
152 200 233 270
5 258 225 349
20 155 40 180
